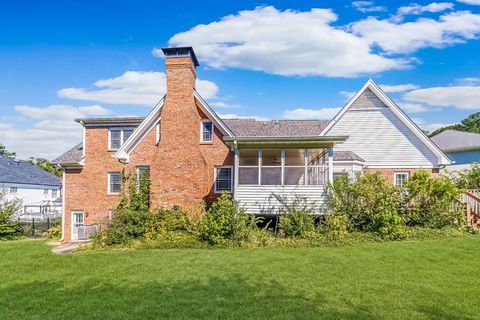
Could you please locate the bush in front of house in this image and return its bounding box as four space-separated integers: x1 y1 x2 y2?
332 172 406 239
451 162 480 189
401 170 464 228
0 189 22 240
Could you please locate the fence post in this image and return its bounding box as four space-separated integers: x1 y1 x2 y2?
32 218 35 237
47 217 50 229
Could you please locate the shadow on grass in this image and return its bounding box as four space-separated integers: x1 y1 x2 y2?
1 275 475 320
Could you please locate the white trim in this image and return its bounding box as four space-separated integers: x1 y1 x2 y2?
320 79 451 166
200 119 214 143
156 121 161 145
367 165 434 169
82 127 86 158
114 96 165 162
60 171 66 242
394 172 410 187
214 165 234 193
107 172 121 195
233 148 239 199
194 90 235 137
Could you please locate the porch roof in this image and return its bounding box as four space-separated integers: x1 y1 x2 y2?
223 135 348 148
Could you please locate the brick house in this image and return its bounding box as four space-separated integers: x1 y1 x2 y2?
54 47 451 242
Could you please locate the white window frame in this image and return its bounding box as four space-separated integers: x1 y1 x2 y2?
51 189 58 198
9 187 17 194
200 120 214 143
214 166 233 193
394 172 409 188
107 172 122 195
108 128 134 150
44 189 49 198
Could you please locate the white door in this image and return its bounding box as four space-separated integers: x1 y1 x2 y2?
71 211 84 241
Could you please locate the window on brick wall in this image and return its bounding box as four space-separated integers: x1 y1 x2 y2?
109 128 134 150
108 172 121 194
214 166 233 193
394 172 409 188
200 120 214 142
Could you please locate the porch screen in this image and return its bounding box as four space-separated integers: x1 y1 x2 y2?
284 149 305 185
239 149 259 185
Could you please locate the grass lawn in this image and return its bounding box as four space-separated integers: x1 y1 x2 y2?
1 237 479 319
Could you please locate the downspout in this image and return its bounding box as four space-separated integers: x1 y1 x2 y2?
59 169 66 242
233 140 239 200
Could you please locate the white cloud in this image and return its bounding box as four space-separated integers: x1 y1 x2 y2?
457 0 480 5
209 101 239 108
352 1 387 13
219 113 269 121
339 90 356 99
455 77 480 85
380 83 420 92
163 6 408 77
412 117 452 132
399 102 430 113
2 104 111 160
397 2 454 15
58 71 219 106
404 85 480 109
351 10 480 53
282 107 341 120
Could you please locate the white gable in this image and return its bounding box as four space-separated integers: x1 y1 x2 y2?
323 80 451 167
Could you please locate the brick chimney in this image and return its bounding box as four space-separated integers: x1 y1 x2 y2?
152 47 210 208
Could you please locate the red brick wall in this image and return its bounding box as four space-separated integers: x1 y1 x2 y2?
62 55 233 242
365 168 439 183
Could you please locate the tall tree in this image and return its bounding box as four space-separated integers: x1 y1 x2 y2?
27 157 62 177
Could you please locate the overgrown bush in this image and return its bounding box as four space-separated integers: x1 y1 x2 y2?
332 172 405 239
274 194 316 238
199 193 250 245
402 170 464 228
322 214 349 238
450 162 480 189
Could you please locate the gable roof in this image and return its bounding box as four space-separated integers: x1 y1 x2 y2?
321 79 451 166
431 130 480 153
52 143 83 165
223 119 330 137
0 156 61 186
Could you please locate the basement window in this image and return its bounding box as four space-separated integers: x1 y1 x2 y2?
109 128 134 150
200 120 214 143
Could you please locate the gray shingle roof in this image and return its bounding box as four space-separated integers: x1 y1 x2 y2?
222 119 330 137
0 156 61 186
431 130 480 152
333 151 364 162
52 143 83 165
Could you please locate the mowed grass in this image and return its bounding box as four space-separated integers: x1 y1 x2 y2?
1 238 480 320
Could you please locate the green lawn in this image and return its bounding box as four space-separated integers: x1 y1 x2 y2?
1 238 479 320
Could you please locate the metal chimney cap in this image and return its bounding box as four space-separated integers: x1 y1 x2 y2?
161 47 199 67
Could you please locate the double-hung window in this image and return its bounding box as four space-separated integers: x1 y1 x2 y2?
394 172 409 188
44 189 49 198
201 120 213 143
109 128 133 150
108 172 122 194
214 166 233 193
9 187 17 194
51 189 58 198
136 166 150 189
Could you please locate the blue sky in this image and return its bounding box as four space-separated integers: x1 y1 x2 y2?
1 0 480 159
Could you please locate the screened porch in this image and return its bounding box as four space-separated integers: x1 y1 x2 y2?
224 135 347 214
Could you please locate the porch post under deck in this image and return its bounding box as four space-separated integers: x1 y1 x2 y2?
234 148 239 200
328 147 334 184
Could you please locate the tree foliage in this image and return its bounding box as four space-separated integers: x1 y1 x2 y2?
0 189 22 239
0 143 15 157
430 112 480 137
27 157 62 177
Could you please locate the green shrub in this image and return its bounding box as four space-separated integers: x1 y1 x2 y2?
199 193 249 245
279 212 315 238
402 170 464 228
0 189 22 239
322 214 349 237
144 208 188 240
451 162 480 189
47 224 62 240
332 172 405 239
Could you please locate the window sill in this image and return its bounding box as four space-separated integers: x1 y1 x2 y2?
107 193 120 196
200 141 213 145
107 149 119 152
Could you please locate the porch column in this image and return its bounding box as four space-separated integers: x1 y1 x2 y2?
234 147 239 200
328 147 334 184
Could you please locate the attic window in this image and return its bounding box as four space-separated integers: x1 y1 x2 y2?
200 120 213 143
109 128 133 150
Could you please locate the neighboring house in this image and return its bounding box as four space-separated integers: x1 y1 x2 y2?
53 47 451 242
431 130 480 171
0 156 62 219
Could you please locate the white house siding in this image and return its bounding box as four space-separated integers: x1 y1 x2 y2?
0 182 61 214
326 92 437 167
333 163 364 179
235 185 329 214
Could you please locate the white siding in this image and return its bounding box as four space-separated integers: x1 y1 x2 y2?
0 182 61 213
327 96 437 167
235 185 328 214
